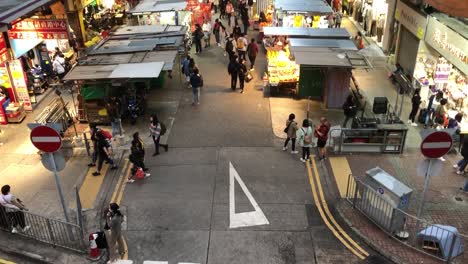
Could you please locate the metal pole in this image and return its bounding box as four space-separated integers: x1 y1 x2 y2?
416 159 432 220
49 152 70 223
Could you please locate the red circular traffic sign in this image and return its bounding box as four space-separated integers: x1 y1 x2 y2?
420 131 452 159
30 126 62 153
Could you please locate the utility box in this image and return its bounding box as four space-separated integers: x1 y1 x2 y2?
361 167 413 233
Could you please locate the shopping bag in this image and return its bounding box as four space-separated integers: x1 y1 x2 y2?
245 73 253 83
135 167 145 180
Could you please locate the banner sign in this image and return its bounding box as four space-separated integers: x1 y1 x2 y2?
0 34 7 63
8 19 68 40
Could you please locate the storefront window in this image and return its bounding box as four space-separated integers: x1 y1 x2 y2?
350 0 388 46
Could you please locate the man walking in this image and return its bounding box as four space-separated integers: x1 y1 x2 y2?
193 24 204 53
92 131 117 176
190 68 203 105
238 59 247 93
236 33 248 61
225 34 236 61
246 38 258 71
228 55 239 90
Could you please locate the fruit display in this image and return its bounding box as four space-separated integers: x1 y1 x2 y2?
266 49 299 86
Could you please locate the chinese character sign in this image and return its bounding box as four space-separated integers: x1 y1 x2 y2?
8 60 32 111
0 34 7 64
8 19 68 40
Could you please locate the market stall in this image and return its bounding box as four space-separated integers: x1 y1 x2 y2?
273 0 333 28
129 0 191 29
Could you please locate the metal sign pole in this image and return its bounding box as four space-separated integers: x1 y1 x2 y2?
416 158 432 220
50 152 70 223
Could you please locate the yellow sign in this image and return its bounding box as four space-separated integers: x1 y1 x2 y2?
395 9 400 20
417 27 424 39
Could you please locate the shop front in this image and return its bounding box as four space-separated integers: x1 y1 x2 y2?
413 14 468 130
273 0 333 28
6 18 72 107
350 0 389 47
393 0 427 77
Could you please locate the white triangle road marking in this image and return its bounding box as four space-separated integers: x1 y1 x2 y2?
229 162 270 229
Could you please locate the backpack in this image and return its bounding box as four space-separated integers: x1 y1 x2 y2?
237 38 245 49
226 39 233 52
159 122 167 135
302 128 312 145
100 129 112 140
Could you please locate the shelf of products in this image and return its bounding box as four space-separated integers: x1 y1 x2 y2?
264 44 299 87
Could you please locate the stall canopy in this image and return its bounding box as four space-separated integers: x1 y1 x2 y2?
274 0 333 15
64 62 164 80
289 38 357 51
129 0 187 14
112 25 184 36
263 27 351 39
0 0 54 26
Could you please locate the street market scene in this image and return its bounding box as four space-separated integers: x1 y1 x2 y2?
0 0 467 264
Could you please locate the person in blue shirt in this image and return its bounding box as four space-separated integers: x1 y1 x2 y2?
190 68 203 106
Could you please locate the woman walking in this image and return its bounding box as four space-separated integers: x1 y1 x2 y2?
297 119 313 163
149 115 169 156
315 117 331 160
128 132 150 183
408 89 421 126
283 113 299 154
105 203 125 263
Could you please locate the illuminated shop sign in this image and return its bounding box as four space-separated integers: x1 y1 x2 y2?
395 0 427 39
8 19 68 40
0 34 8 63
425 16 468 75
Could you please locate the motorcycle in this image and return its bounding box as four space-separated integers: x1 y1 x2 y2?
127 95 145 125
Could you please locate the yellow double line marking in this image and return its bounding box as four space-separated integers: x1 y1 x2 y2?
306 155 369 260
0 259 15 264
110 158 132 260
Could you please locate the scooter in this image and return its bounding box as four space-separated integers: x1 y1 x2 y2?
127 96 145 125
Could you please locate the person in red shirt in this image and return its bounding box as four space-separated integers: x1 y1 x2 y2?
246 38 258 71
315 117 331 160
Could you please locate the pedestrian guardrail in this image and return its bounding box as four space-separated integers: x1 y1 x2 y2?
0 207 86 253
345 174 466 263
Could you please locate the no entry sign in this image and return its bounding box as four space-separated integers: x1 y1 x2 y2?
30 126 62 153
420 131 452 159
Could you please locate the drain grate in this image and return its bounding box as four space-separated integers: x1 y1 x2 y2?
455 197 463 202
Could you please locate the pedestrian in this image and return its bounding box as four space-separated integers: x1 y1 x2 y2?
228 55 239 90
342 94 357 128
454 138 468 175
213 19 225 47
238 59 247 93
128 132 150 183
283 113 299 154
202 20 212 48
212 0 219 13
225 34 236 61
408 89 421 126
53 54 66 79
241 9 249 34
193 24 204 53
355 32 364 50
424 90 444 128
88 123 99 167
233 23 242 39
447 113 463 130
220 0 227 19
236 33 248 61
182 55 191 83
105 203 125 263
226 1 234 26
190 68 203 105
108 96 123 137
0 185 30 234
433 98 448 127
92 130 117 176
297 119 313 163
149 114 169 156
334 11 342 28
327 13 335 28
246 38 258 71
315 117 331 160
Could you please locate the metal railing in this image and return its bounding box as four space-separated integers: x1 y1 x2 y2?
345 175 466 263
0 207 86 253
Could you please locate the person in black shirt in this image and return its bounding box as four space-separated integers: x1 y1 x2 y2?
238 59 247 93
92 131 117 176
408 89 421 126
228 55 239 90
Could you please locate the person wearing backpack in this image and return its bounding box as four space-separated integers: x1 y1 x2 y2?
128 132 150 183
238 59 248 93
283 113 299 154
236 33 248 61
246 38 258 70
150 114 169 156
228 55 239 90
315 117 331 160
297 119 313 163
225 34 236 61
193 24 204 53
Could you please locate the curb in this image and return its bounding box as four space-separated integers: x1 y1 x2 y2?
334 201 402 264
0 242 53 264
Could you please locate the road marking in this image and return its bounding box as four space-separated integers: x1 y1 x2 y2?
115 163 133 205
0 258 16 264
229 162 269 228
79 164 110 209
328 157 352 198
306 156 369 260
111 159 131 203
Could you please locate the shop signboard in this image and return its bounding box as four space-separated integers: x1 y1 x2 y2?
8 19 69 40
0 34 8 64
394 0 427 40
425 16 468 76
8 60 32 111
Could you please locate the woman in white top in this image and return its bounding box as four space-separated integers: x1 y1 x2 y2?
0 185 30 233
202 20 212 48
